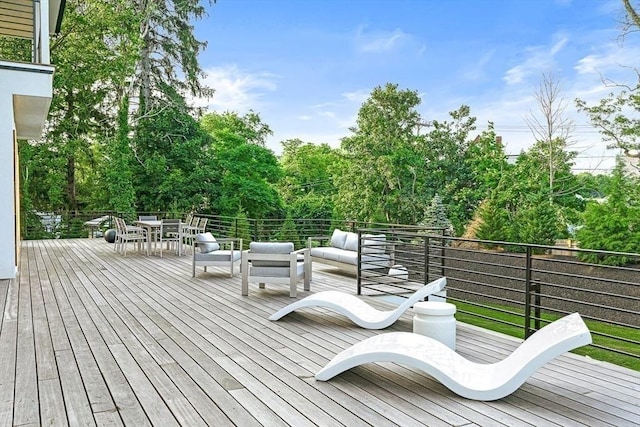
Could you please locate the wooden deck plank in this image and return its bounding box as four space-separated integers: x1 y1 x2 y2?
40 240 146 425
14 244 39 426
4 238 637 427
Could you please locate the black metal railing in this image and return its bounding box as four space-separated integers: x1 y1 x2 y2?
356 227 640 367
21 211 640 367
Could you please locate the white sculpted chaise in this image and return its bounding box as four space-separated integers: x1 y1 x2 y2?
270 277 446 329
315 312 592 401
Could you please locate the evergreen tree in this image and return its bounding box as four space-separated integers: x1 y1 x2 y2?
133 0 214 112
98 94 136 216
232 209 253 245
419 194 453 235
276 216 302 248
577 164 640 265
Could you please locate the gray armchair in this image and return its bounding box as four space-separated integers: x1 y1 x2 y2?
241 242 310 297
192 232 242 277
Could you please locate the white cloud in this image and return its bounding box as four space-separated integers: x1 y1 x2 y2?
318 111 336 118
342 89 370 103
462 49 495 81
574 42 640 76
297 115 312 121
503 33 568 85
354 25 409 53
193 65 278 112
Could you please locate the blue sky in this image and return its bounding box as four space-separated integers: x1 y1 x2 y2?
192 0 639 173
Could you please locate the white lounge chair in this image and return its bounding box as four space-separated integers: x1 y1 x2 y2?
269 277 446 329
315 312 592 401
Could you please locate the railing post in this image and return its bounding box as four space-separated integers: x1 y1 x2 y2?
357 229 362 295
524 246 533 338
424 236 430 283
440 228 446 277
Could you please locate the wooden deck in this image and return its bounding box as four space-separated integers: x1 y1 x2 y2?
1 238 638 426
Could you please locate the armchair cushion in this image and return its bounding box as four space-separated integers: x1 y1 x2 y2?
249 242 294 267
194 250 241 262
250 262 305 278
196 232 220 253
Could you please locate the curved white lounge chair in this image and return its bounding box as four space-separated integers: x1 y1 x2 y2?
269 277 446 329
315 312 592 401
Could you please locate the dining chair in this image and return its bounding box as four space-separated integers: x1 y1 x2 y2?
114 217 147 256
159 218 181 257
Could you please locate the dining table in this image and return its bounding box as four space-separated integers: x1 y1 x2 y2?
134 219 184 256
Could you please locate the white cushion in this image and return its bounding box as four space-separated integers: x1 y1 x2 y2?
330 229 348 249
194 250 241 262
250 262 305 278
196 232 219 253
337 251 358 265
362 234 386 254
310 247 344 261
250 242 294 267
343 232 359 252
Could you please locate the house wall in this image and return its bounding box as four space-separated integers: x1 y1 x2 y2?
0 92 17 278
0 63 53 279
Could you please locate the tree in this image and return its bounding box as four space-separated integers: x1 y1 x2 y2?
201 110 272 146
476 136 583 248
525 73 578 202
576 1 639 165
418 194 453 235
422 105 478 234
132 88 216 212
576 163 640 265
133 0 214 113
35 0 141 212
475 198 511 245
207 122 283 219
95 95 137 215
336 83 424 224
576 83 639 162
276 215 303 248
278 139 338 221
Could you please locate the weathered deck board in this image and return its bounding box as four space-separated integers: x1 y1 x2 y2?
1 238 637 426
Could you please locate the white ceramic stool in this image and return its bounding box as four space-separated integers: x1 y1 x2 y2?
413 301 457 350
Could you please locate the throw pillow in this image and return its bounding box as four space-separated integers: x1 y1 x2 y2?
343 232 359 252
362 234 386 254
196 232 219 253
330 229 348 249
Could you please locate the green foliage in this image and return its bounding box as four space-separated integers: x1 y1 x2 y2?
0 36 31 62
418 194 453 235
94 95 136 216
24 0 143 212
133 91 216 212
577 165 640 265
421 105 478 234
509 195 562 253
231 210 253 244
278 139 338 222
475 199 511 247
576 83 640 154
477 136 581 247
201 111 273 146
276 216 303 248
210 126 283 219
336 83 426 224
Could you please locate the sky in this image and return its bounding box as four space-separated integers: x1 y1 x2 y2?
192 0 640 173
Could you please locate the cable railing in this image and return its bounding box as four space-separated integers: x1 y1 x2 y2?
21 211 640 368
356 227 640 368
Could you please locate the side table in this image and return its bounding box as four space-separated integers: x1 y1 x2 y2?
413 301 457 350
